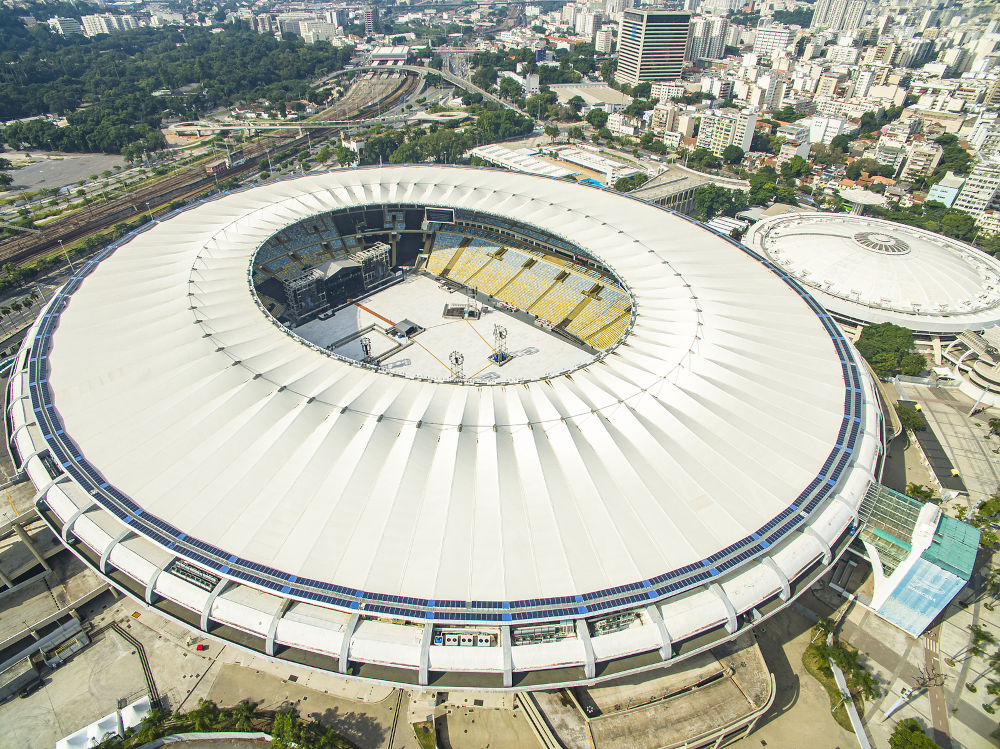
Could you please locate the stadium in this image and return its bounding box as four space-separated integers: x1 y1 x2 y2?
9 166 881 690
745 213 1000 405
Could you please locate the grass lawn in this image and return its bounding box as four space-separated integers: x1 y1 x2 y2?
413 719 436 749
802 634 858 734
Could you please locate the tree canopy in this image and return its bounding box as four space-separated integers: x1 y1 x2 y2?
0 16 353 154
855 323 925 379
889 719 942 749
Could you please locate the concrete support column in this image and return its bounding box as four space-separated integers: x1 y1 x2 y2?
645 605 672 661
338 612 360 674
709 583 738 634
200 578 230 631
16 448 45 474
762 557 791 601
501 625 513 688
418 622 434 687
802 526 833 564
100 529 132 574
266 600 291 657
61 501 95 544
575 619 596 680
13 521 50 572
145 556 174 604
0 564 14 589
932 336 942 365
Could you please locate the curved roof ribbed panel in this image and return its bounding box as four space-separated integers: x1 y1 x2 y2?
43 167 851 610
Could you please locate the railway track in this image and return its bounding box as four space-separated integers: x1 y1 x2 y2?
0 72 418 268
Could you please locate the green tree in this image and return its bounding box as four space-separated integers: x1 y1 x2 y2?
568 126 584 140
896 404 927 432
693 183 736 220
586 108 609 130
497 76 523 101
856 323 919 379
889 719 942 749
905 483 937 503
544 124 560 142
830 133 852 152
722 145 744 164
632 82 652 99
941 212 975 240
567 95 586 113
232 699 259 732
901 352 926 376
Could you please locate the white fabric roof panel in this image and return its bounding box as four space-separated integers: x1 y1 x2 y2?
36 166 868 620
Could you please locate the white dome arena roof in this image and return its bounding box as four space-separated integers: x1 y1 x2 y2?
18 167 878 632
745 213 1000 334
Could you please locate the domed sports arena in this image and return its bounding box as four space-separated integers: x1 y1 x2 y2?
9 166 881 690
745 212 1000 406
744 212 1000 336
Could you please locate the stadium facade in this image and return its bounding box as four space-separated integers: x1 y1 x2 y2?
745 212 1000 406
9 167 882 690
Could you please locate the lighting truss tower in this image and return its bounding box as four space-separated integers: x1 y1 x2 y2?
360 336 373 363
449 350 464 380
493 324 508 364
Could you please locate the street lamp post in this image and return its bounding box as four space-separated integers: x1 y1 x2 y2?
58 239 75 274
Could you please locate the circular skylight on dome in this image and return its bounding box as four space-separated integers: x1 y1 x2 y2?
853 231 911 255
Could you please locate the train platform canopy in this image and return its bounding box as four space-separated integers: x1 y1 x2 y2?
858 483 979 637
371 45 409 62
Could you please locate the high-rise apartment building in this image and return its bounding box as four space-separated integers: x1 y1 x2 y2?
363 6 378 36
811 0 867 32
81 13 138 36
325 9 348 27
953 160 1000 216
615 10 692 86
688 15 729 61
47 16 83 35
595 28 614 53
695 108 756 157
752 20 795 58
898 143 942 184
576 10 603 38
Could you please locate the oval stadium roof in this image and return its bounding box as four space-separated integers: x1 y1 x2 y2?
21 167 879 628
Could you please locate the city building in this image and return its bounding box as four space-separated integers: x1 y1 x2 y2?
325 9 348 26
47 16 83 35
595 27 614 54
752 20 796 59
15 166 880 691
777 139 810 167
688 14 729 61
898 143 943 184
695 108 756 157
608 111 642 136
615 10 692 86
298 20 340 44
363 5 378 35
926 172 966 208
953 160 1000 216
80 13 138 36
810 0 867 32
651 81 687 100
575 10 603 38
800 114 855 146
